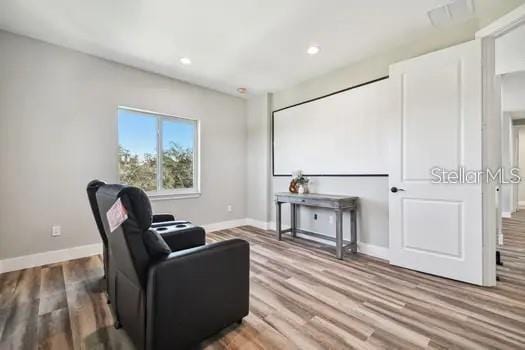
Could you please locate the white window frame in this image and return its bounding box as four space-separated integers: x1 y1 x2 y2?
118 106 201 200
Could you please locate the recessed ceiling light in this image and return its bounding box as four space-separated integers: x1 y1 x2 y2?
180 57 192 65
237 87 247 94
307 45 320 55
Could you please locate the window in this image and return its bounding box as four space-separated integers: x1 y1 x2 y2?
118 107 199 197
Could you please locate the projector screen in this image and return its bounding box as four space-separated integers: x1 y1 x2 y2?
273 77 392 176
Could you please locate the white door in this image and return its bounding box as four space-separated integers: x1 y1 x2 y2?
389 40 484 285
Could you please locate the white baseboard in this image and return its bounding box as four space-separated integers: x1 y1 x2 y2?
260 221 389 261
0 217 389 273
357 242 389 260
502 211 512 218
245 218 271 230
267 221 290 231
294 233 389 260
0 218 248 274
202 218 248 232
0 243 102 274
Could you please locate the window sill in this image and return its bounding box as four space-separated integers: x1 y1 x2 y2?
148 192 201 201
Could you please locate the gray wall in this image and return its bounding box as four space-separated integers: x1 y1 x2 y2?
245 94 272 222
0 30 246 259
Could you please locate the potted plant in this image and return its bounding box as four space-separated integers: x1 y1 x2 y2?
291 170 310 194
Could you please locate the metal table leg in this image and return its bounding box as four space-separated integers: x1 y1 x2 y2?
335 209 343 259
350 209 357 253
291 203 297 238
276 201 282 240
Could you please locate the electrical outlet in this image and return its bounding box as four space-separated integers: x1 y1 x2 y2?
328 216 334 224
52 225 61 237
227 205 232 212
314 213 318 220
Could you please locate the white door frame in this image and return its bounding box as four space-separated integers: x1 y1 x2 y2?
476 4 525 286
476 4 525 39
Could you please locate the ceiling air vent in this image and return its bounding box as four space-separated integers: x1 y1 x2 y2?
428 0 475 28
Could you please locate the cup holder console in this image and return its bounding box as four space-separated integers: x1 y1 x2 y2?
153 223 191 232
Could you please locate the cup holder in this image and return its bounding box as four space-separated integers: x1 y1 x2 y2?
156 227 168 231
175 224 187 228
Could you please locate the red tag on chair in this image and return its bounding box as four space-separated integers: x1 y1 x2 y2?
107 198 128 232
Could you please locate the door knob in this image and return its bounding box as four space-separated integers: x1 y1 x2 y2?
390 187 405 193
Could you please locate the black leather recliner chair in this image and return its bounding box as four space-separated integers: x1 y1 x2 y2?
86 180 192 289
95 184 250 350
87 180 111 280
88 181 210 334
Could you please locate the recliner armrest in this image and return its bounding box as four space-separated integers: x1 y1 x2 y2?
146 239 250 350
157 225 205 252
152 214 175 223
151 220 189 228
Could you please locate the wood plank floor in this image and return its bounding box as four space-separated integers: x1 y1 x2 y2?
1 214 524 350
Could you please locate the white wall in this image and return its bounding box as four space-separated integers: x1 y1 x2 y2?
502 72 525 112
500 72 525 215
513 127 520 210
0 30 246 260
496 23 525 75
519 127 525 203
501 112 514 216
273 79 392 176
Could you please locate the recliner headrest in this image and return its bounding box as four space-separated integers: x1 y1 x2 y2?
119 187 153 231
87 179 106 190
96 184 153 232
86 179 107 240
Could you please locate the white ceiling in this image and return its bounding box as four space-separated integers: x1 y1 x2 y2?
0 0 522 96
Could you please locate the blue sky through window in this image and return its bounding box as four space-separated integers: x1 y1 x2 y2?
163 119 194 152
118 109 194 157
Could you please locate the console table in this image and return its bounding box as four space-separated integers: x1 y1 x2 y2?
274 192 359 259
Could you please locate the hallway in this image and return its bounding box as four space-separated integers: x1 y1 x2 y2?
499 210 525 286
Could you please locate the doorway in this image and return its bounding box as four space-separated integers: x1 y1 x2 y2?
494 17 525 282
